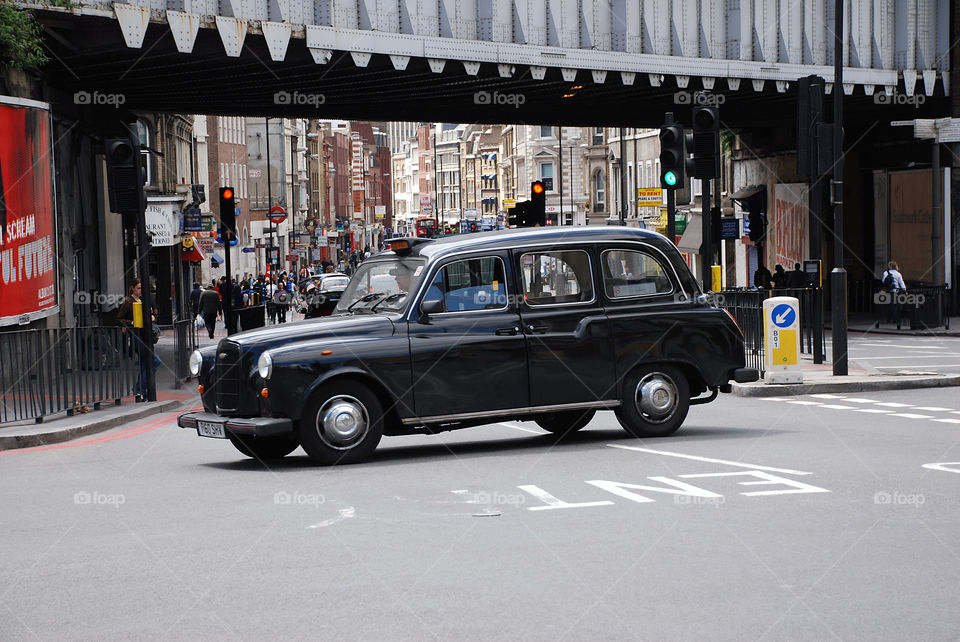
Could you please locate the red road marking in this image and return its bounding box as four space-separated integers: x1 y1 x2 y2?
1 405 202 454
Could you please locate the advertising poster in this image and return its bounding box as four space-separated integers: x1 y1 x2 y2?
772 183 809 270
0 97 58 326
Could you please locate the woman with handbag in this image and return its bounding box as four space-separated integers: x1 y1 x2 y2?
116 278 162 402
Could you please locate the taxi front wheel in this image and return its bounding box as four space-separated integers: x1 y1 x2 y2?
298 381 384 465
534 409 596 436
615 365 690 438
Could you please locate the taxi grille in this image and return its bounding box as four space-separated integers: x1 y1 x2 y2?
215 343 242 411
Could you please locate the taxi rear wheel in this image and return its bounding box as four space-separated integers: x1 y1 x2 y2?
298 381 384 465
228 434 300 460
534 409 596 436
615 365 690 438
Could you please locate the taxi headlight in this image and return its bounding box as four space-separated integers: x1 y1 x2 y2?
189 350 203 377
257 352 273 380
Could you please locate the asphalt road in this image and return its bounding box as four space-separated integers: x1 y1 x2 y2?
845 334 960 375
3 386 960 640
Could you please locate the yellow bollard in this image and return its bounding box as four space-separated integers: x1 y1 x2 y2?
711 265 722 292
132 301 144 328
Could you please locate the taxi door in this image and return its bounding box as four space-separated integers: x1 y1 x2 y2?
513 247 615 407
408 252 529 419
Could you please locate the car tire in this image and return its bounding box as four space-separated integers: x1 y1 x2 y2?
615 365 690 438
228 434 300 460
298 381 384 465
534 409 596 436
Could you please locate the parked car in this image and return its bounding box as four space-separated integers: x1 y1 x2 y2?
179 227 758 465
297 273 350 318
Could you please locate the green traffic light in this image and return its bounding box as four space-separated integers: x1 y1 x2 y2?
664 171 678 186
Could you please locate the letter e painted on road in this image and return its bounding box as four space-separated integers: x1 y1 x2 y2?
679 471 830 496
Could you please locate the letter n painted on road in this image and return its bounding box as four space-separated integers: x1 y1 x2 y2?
585 477 724 504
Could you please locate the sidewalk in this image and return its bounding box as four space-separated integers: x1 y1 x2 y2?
0 312 307 451
843 313 959 337
732 354 960 397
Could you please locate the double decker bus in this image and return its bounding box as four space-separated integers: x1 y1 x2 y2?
415 217 438 238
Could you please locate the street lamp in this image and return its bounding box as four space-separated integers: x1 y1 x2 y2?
553 135 582 225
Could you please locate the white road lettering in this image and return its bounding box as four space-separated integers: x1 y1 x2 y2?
932 418 960 424
922 462 960 474
888 413 934 419
819 404 857 410
517 485 614 511
787 400 822 405
585 478 723 504
678 471 831 496
853 409 894 414
607 444 813 476
874 402 913 407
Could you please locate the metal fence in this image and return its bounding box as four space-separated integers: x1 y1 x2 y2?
716 288 825 376
0 326 140 425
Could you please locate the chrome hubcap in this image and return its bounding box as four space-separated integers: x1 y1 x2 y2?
635 373 678 424
316 395 368 450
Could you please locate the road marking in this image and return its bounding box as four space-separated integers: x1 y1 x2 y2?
607 444 812 475
888 413 934 419
874 365 960 369
952 411 960 415
923 462 960 474
819 404 857 410
678 471 830 496
758 397 789 402
853 409 894 414
841 398 882 404
912 407 956 412
810 394 847 399
931 418 960 425
787 400 822 405
308 507 355 529
518 485 614 511
497 422 545 435
874 402 914 408
856 355 955 359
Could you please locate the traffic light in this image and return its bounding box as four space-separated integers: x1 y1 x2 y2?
692 106 721 179
659 125 685 189
530 181 546 226
104 136 146 227
219 187 236 241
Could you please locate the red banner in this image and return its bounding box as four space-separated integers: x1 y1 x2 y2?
0 99 58 325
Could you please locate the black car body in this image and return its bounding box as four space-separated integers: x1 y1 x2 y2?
298 273 350 318
179 227 758 464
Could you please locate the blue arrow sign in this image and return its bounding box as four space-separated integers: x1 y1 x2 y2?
771 303 796 328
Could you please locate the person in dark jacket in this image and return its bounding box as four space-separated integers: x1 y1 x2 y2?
198 284 222 339
753 265 772 290
189 282 203 317
772 264 788 289
787 263 807 288
116 278 161 402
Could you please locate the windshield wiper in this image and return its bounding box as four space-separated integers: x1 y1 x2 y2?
346 291 387 312
370 292 407 313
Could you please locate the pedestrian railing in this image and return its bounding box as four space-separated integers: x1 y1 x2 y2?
0 326 139 425
173 319 198 389
716 287 825 377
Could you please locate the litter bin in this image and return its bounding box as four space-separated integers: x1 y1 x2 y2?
238 305 266 331
907 283 947 329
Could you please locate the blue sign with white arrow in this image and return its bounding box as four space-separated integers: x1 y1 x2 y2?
771 303 796 328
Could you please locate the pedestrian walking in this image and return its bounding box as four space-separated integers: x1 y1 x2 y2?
265 278 278 323
189 282 203 317
787 263 807 289
753 265 772 290
116 278 161 402
771 264 787 289
199 284 222 339
880 261 908 328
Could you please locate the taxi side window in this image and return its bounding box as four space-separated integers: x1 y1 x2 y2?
520 250 594 306
425 257 507 312
601 249 674 298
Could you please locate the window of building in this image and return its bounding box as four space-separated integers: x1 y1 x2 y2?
593 127 604 145
520 250 594 306
539 125 553 138
593 170 605 212
601 249 673 298
539 161 554 189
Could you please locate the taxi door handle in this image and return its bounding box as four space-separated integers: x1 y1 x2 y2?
525 324 548 334
495 326 520 336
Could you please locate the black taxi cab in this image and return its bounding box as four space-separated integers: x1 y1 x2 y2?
178 227 758 465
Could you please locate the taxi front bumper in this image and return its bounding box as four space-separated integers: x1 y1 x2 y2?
178 411 294 438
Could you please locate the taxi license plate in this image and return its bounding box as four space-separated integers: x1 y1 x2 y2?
197 421 226 439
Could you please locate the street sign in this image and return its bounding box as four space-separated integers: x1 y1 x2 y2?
636 187 663 206
353 210 363 219
241 247 255 253
503 198 516 209
268 206 286 224
464 208 479 220
375 205 386 219
719 217 740 240
421 204 433 214
303 217 318 232
183 207 203 232
764 297 802 384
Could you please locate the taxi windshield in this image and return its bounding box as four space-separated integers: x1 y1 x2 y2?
336 257 426 314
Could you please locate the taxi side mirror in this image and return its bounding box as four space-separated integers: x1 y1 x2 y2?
418 298 443 324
